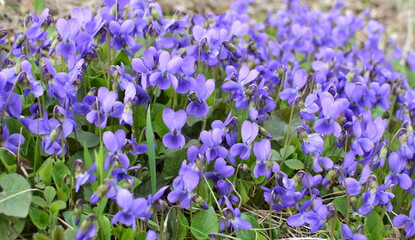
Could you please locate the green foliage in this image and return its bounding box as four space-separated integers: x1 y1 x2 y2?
29 208 49 230
266 107 301 143
0 173 32 218
284 159 304 170
190 207 219 239
167 208 189 240
146 106 157 195
162 139 200 179
235 214 260 240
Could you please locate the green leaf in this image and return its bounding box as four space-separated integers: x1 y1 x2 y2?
186 115 202 127
284 159 304 170
52 160 71 188
32 195 48 207
236 180 250 204
96 196 108 216
121 228 135 240
64 229 76 240
364 211 383 234
32 0 45 14
280 145 295 159
50 202 60 214
0 173 32 218
68 130 100 148
146 107 157 195
331 197 347 216
236 213 259 240
135 174 168 198
266 107 301 142
62 211 76 228
98 215 112 240
167 208 180 240
29 208 49 230
52 160 71 201
83 143 93 169
133 104 146 132
190 207 218 239
33 134 42 172
162 139 200 179
53 200 67 210
44 186 56 204
0 214 25 240
94 143 105 185
271 149 281 161
38 158 54 186
368 232 383 240
33 233 51 240
52 226 66 240
178 210 189 239
0 149 17 173
167 208 190 240
115 49 130 65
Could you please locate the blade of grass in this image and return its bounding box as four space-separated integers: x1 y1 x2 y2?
146 107 156 195
84 143 98 191
94 143 104 185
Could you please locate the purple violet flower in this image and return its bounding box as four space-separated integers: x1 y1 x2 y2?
103 129 129 171
199 128 228 163
253 139 279 179
162 108 187 149
279 68 308 106
393 198 415 238
186 73 215 118
230 120 258 160
313 92 349 137
111 188 148 230
150 51 183 90
340 224 367 240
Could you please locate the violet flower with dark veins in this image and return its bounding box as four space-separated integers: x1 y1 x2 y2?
162 108 187 149
230 120 258 160
103 129 129 171
149 51 183 90
393 198 415 238
186 73 215 118
313 92 349 137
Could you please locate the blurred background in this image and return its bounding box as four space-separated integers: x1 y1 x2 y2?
0 0 414 58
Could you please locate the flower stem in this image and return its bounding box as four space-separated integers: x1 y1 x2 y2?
335 167 350 222
284 96 300 147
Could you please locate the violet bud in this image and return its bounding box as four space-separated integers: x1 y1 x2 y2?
350 195 357 211
150 8 160 20
16 34 25 44
326 169 337 182
87 87 97 96
224 41 237 54
259 126 273 139
369 180 378 194
80 214 94 233
96 183 108 198
74 200 83 225
188 92 198 102
63 174 72 187
248 41 258 54
194 195 208 209
346 70 355 82
49 124 63 143
75 159 84 178
240 164 251 173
